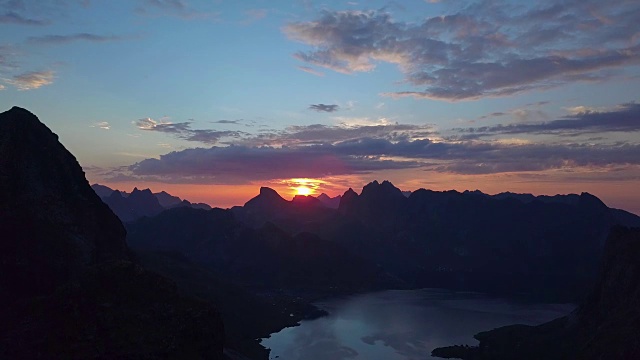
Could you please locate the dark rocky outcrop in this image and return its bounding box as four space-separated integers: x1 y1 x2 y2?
0 107 224 359
432 226 640 360
0 106 128 299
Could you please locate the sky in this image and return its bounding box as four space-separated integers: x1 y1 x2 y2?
1 0 640 214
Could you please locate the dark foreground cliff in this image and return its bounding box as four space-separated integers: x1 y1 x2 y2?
0 107 224 359
432 226 640 360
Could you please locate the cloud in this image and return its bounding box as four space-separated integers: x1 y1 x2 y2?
0 11 50 25
135 117 245 143
114 136 640 184
284 1 640 100
212 119 241 125
7 70 54 90
145 0 185 10
119 102 640 183
455 102 640 137
0 1 92 25
136 0 219 20
297 66 325 76
0 84 5 90
243 8 267 24
91 121 111 130
309 104 340 112
27 33 125 45
239 122 437 147
125 144 421 184
0 45 17 70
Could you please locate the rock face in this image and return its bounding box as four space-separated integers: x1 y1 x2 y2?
571 226 640 358
432 226 640 360
0 106 129 298
0 107 224 359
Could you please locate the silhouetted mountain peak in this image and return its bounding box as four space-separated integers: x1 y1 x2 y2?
0 107 224 359
317 193 341 209
579 192 608 209
130 187 153 196
154 190 183 208
292 194 322 207
245 187 287 207
110 190 125 199
259 186 282 198
338 188 359 212
91 183 115 198
0 106 129 295
361 179 404 198
343 188 358 197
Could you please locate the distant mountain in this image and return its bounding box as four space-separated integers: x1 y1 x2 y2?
154 190 183 207
230 180 640 301
91 183 119 198
0 107 224 359
92 184 212 222
432 226 640 360
231 186 338 232
316 193 341 208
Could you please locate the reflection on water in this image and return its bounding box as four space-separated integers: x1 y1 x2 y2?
261 289 574 360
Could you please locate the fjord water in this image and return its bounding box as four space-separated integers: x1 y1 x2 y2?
262 289 574 360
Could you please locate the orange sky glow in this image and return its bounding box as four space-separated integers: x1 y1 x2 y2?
96 168 640 216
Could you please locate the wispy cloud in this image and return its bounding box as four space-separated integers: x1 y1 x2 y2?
0 11 50 25
212 119 241 125
27 33 125 45
136 0 219 20
239 122 437 147
309 103 339 112
284 1 640 100
91 121 111 130
135 117 245 143
242 8 267 24
455 102 640 137
7 70 55 90
297 66 324 76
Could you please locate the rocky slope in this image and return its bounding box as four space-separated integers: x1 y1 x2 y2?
0 107 224 359
432 226 640 359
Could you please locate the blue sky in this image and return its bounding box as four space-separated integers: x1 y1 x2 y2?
1 0 640 213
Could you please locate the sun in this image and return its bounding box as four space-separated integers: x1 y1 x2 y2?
285 178 324 198
295 186 312 196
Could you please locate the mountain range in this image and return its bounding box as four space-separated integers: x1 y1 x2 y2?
91 184 211 222
225 180 640 301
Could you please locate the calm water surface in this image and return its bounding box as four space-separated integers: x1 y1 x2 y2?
261 289 574 360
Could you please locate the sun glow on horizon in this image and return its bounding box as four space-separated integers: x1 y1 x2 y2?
282 178 325 198
294 186 312 196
